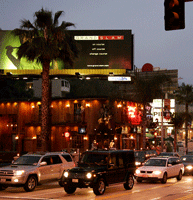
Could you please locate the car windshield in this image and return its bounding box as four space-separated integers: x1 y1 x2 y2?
80 153 108 165
134 152 145 158
12 155 41 165
159 152 177 157
144 159 166 167
181 156 193 162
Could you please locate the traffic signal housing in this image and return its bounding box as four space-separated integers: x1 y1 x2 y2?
164 0 185 31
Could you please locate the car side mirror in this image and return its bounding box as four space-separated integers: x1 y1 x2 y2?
168 164 172 167
40 161 47 166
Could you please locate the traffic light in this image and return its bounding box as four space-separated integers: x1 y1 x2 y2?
164 0 185 31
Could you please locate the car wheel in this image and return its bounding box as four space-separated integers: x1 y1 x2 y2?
24 176 37 192
93 178 106 195
124 174 134 190
0 185 8 191
136 177 142 183
64 185 76 194
59 180 64 187
177 170 182 181
161 173 167 184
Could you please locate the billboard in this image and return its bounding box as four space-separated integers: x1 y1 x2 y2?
151 99 175 124
0 30 133 74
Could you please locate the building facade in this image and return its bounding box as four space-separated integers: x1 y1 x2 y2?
0 99 143 154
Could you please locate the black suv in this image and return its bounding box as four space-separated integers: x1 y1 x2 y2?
61 149 136 195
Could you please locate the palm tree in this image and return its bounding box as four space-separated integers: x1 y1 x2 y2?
133 74 171 150
170 112 185 152
12 8 79 152
175 83 193 153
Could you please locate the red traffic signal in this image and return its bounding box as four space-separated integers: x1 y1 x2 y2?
164 0 185 31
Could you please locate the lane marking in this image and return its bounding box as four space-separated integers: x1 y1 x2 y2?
96 180 188 200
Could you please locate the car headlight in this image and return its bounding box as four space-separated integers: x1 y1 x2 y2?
186 165 193 170
135 169 140 174
64 171 69 178
15 170 25 176
153 171 162 175
135 161 141 166
86 172 92 179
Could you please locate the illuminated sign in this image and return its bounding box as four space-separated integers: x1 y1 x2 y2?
0 29 133 74
151 99 175 123
108 76 131 81
127 105 142 125
74 35 124 40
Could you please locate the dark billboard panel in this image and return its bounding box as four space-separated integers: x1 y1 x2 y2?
0 30 133 73
69 30 133 70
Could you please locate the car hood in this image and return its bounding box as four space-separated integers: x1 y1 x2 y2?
0 164 37 171
69 165 107 173
183 162 193 167
137 166 166 171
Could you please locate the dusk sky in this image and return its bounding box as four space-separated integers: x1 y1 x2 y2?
1 0 193 84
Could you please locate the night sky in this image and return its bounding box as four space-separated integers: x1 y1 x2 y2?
1 0 193 84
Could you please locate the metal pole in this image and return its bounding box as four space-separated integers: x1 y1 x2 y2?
161 98 164 152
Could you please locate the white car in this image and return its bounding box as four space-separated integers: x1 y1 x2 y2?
0 152 75 192
135 156 184 183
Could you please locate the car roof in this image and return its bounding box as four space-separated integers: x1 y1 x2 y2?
149 156 178 160
22 151 71 156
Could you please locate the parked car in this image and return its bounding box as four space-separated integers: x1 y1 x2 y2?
180 155 193 175
134 150 157 167
0 152 75 192
158 152 180 157
61 149 136 195
135 156 184 183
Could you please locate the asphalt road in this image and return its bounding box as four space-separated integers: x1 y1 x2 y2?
0 176 193 200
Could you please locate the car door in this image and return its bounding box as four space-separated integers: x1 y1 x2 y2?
167 158 178 177
38 155 53 181
49 155 63 179
116 154 126 182
106 154 118 184
170 158 181 176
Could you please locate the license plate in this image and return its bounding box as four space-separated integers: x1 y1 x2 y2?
142 174 148 177
72 179 78 183
0 179 6 182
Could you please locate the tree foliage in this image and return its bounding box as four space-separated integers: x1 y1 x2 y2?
132 73 171 149
175 82 193 153
12 8 79 151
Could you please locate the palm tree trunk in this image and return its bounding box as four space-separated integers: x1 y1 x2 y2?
142 103 146 150
174 128 177 152
41 60 50 152
185 103 188 154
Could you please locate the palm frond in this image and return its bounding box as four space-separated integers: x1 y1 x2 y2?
20 19 35 29
60 21 75 29
34 8 53 28
54 11 64 26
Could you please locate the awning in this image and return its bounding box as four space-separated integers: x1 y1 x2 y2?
146 133 154 138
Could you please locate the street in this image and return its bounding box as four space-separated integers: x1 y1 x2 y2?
0 176 193 200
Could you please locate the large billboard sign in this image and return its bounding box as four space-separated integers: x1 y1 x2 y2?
0 29 133 74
